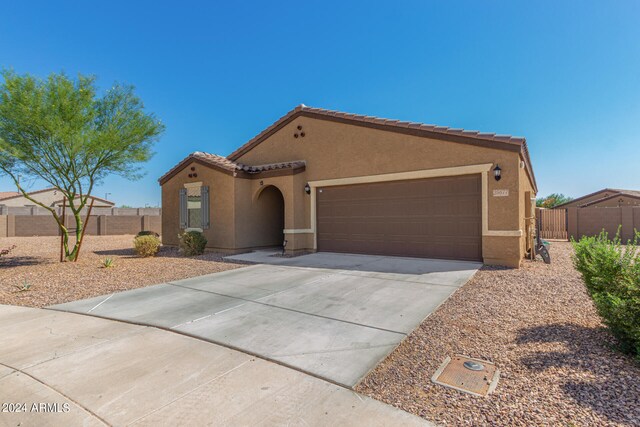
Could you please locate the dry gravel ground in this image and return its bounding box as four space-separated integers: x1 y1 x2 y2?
357 242 640 427
2 238 639 425
0 235 243 308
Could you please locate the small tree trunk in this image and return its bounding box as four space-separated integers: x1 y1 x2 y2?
59 198 66 262
74 198 94 261
64 210 84 261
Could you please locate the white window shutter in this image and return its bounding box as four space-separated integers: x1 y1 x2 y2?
201 186 210 229
179 188 187 229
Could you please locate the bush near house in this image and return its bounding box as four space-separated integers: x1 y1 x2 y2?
133 235 161 257
137 230 160 238
572 230 640 359
179 231 207 256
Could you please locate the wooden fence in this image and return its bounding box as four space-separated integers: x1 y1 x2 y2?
537 208 568 240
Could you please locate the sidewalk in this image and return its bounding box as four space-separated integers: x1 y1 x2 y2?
0 305 430 426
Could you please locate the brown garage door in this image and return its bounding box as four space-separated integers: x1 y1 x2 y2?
316 174 482 261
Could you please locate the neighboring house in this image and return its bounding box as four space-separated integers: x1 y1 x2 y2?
555 188 640 209
0 191 19 199
159 105 537 267
0 188 115 208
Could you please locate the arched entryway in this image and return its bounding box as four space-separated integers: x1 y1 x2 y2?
254 185 285 247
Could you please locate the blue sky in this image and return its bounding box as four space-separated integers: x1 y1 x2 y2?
1 1 639 206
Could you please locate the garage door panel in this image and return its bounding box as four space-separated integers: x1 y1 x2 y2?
317 175 482 261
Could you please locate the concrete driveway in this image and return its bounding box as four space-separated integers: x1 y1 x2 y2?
0 305 428 426
51 251 480 388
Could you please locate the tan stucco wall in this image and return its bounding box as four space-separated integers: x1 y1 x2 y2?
559 191 613 208
518 159 537 262
583 195 640 208
161 115 536 266
235 178 289 249
235 117 527 265
0 189 112 208
0 189 63 207
161 161 236 250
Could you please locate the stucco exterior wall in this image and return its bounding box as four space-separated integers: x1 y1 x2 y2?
518 159 537 261
161 115 536 266
234 117 527 265
559 191 613 208
0 189 113 207
0 189 64 207
236 118 523 228
161 161 236 250
582 195 640 208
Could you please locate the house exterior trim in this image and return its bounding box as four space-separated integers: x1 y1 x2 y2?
301 163 521 250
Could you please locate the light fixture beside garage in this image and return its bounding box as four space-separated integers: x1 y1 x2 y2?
304 183 311 194
493 164 502 181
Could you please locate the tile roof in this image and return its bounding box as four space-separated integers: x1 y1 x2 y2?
580 192 640 207
609 188 640 198
193 152 305 173
191 152 238 172
0 191 19 200
557 188 640 208
0 188 114 205
226 104 536 191
158 152 306 184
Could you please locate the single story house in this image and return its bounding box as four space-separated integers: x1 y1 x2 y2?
0 188 115 208
555 188 640 209
159 105 537 267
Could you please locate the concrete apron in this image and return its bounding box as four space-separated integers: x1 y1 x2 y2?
49 251 480 389
0 305 431 426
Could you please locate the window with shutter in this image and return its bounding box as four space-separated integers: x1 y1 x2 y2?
201 186 210 229
186 186 202 229
179 188 187 229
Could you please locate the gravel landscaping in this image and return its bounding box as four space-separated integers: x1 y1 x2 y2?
356 242 640 427
0 236 244 308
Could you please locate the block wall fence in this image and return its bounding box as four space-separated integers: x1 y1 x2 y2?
0 214 161 237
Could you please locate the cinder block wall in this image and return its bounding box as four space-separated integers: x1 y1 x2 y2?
568 206 640 242
0 215 161 237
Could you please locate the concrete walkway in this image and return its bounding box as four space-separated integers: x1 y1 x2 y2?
0 305 430 426
51 252 480 387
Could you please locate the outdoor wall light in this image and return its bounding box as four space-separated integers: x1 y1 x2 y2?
493 164 502 181
304 183 311 194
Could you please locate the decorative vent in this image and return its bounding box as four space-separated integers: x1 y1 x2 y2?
294 124 306 138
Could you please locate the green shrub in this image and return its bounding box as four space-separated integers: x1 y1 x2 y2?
133 235 161 257
179 231 207 256
572 229 640 358
13 280 31 292
137 230 160 238
102 257 115 268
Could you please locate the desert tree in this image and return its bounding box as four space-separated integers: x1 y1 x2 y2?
0 70 164 261
535 193 574 209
